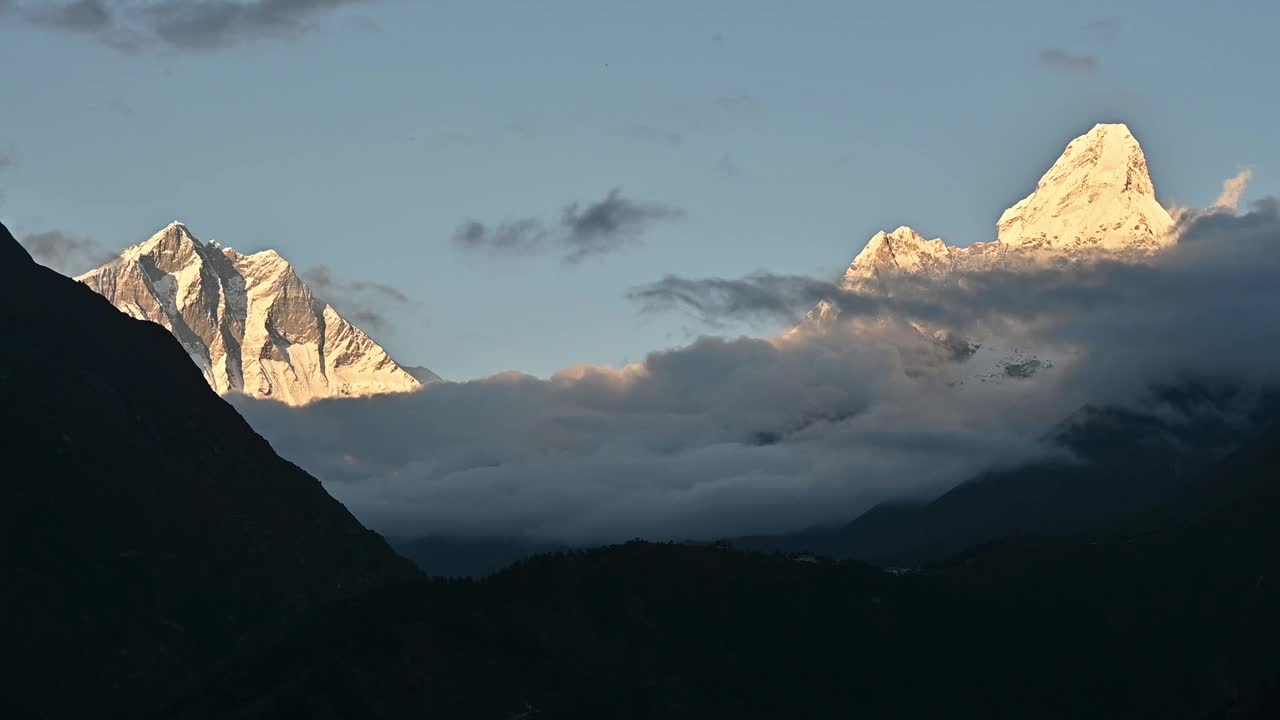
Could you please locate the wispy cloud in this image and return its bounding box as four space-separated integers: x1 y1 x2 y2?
716 94 755 112
106 96 134 117
1079 17 1122 46
454 189 685 265
26 0 111 31
561 190 686 263
625 125 683 146
717 154 743 177
13 0 370 52
452 219 548 255
628 272 841 329
506 122 534 139
20 230 115 275
302 264 413 332
1038 48 1099 76
1214 168 1253 210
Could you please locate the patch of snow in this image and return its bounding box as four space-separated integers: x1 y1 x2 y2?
77 222 424 406
803 123 1176 386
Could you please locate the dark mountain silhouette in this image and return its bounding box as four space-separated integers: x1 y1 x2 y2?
1208 675 1280 719
730 385 1273 567
6 218 1280 719
394 534 568 577
0 222 418 717
393 386 1273 579
166 419 1280 719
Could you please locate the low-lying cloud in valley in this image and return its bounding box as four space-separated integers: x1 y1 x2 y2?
235 197 1280 547
235 326 1065 545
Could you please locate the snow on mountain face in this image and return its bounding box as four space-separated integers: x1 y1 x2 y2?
995 123 1174 257
841 123 1174 290
842 227 956 288
77 222 424 406
812 123 1175 383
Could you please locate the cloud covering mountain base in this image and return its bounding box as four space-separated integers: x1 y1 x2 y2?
233 199 1280 545
235 327 1068 544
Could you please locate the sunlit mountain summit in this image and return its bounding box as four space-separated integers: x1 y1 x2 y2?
803 123 1176 383
78 222 428 405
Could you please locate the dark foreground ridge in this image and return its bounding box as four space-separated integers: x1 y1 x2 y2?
0 222 418 717
169 418 1280 719
732 386 1273 567
4 221 1280 719
401 386 1270 578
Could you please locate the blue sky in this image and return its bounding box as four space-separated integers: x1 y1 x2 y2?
1 0 1275 379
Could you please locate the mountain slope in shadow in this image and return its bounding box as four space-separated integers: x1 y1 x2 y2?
731 386 1272 567
0 222 418 717
170 421 1280 719
394 534 569 577
7 216 1280 719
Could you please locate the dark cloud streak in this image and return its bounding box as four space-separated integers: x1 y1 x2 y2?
27 0 112 31
14 0 368 52
1080 17 1122 46
625 125 683 146
717 154 743 177
20 230 114 276
716 94 755 112
454 189 685 264
302 264 413 332
452 219 547 255
561 190 686 263
1038 48 1100 76
628 273 841 328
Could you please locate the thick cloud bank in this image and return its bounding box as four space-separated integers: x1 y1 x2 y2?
236 330 1065 544
235 201 1280 544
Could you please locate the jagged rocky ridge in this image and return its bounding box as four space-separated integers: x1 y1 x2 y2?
845 123 1174 288
813 123 1173 305
805 123 1176 380
78 222 426 405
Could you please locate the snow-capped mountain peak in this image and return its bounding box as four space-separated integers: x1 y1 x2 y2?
121 220 196 260
77 222 428 406
805 122 1179 383
995 122 1174 257
843 226 954 289
840 123 1176 289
